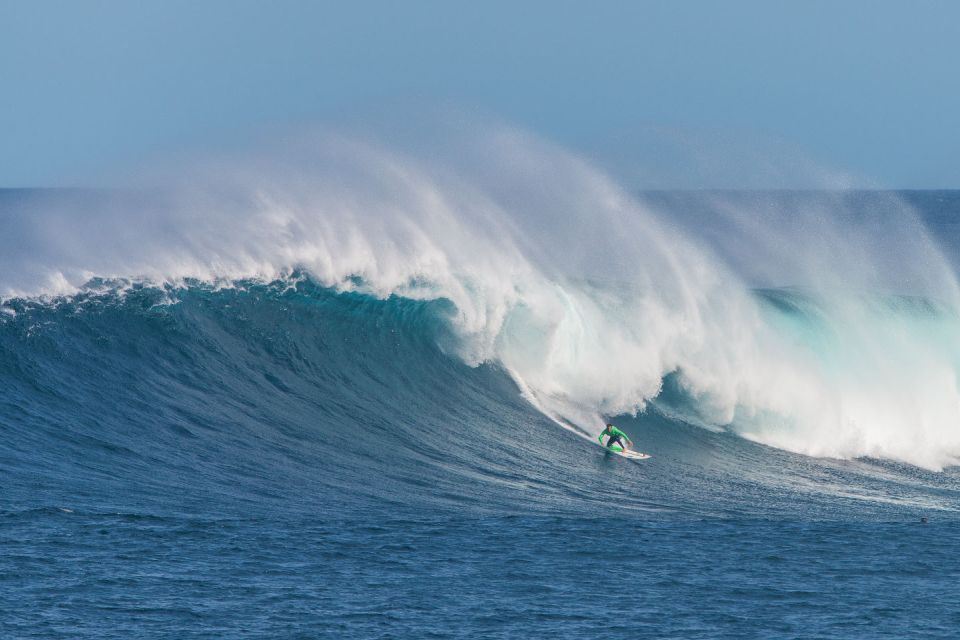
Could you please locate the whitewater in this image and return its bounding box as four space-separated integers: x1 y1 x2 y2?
3 128 959 470
4 127 960 638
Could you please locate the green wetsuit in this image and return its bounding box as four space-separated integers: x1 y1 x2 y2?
598 426 631 450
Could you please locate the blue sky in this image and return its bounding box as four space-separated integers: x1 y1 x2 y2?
2 0 959 187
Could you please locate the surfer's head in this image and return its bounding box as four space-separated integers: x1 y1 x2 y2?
605 423 613 432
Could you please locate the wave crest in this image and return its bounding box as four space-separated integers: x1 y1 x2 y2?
2 127 959 469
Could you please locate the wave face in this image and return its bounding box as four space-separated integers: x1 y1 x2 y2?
2 130 960 518
3 279 959 520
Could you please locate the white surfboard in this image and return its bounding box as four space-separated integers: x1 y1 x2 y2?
598 434 650 460
614 449 651 460
603 444 651 460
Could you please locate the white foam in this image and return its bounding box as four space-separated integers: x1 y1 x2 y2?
2 126 959 469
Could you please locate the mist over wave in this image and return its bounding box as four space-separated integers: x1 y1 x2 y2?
2 125 959 471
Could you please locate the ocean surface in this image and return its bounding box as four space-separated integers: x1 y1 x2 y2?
3 174 960 636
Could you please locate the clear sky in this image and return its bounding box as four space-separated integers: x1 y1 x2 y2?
2 0 959 187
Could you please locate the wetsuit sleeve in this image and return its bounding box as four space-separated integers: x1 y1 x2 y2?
611 427 632 442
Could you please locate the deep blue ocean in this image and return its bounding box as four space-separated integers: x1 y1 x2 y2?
3 185 960 639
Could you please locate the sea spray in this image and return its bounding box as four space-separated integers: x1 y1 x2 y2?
2 127 959 469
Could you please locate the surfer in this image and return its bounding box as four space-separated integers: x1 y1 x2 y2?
598 423 633 451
